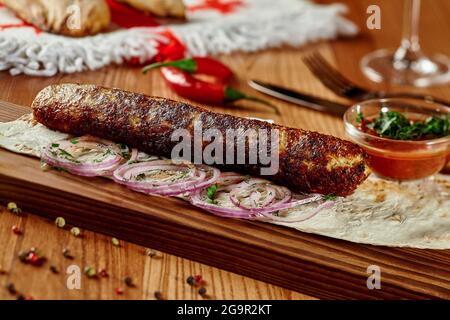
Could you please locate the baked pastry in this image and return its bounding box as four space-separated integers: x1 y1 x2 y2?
118 0 185 18
0 0 111 37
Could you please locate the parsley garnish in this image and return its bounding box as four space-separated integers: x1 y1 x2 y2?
361 111 449 140
70 138 78 144
58 148 74 158
355 111 364 124
323 194 336 201
206 184 218 204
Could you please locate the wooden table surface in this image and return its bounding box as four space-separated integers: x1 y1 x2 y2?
1 0 449 300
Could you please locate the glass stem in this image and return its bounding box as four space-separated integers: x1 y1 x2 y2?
394 0 422 65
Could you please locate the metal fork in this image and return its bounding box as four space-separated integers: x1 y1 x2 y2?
302 52 450 106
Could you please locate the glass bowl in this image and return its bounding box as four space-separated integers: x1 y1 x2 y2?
344 98 450 180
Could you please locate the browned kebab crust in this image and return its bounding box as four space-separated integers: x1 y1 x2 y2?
32 84 370 196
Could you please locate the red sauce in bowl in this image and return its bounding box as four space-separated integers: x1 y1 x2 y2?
363 145 448 180
357 119 449 180
345 98 450 181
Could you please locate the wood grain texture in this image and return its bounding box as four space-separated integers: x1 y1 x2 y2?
0 101 449 300
0 0 450 300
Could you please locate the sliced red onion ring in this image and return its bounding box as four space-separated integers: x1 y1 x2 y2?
41 136 124 177
190 180 326 222
127 149 161 164
190 187 260 220
217 172 247 186
113 160 220 196
229 179 293 213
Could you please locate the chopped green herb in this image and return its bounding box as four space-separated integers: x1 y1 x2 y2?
58 148 74 158
70 138 79 144
355 111 364 123
323 194 336 201
206 184 218 204
361 111 449 140
51 143 60 148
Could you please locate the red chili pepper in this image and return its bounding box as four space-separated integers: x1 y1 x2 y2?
157 67 279 114
143 59 279 114
143 57 234 83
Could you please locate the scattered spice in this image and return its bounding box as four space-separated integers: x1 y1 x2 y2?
62 248 74 260
7 202 22 215
124 276 135 288
83 266 97 278
99 269 109 278
111 237 120 247
70 227 81 237
115 287 124 295
186 275 196 286
186 274 206 287
198 287 207 296
18 248 46 266
6 283 17 295
154 291 164 300
195 274 205 286
55 217 66 228
11 225 22 235
50 265 59 274
145 248 157 257
18 251 28 262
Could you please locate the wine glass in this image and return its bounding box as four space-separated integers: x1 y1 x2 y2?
361 0 450 87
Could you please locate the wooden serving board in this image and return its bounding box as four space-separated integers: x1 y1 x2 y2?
0 101 449 300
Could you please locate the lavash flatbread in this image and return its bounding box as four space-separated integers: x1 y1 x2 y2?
1 114 449 249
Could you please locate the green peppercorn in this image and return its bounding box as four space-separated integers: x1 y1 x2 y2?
70 227 81 237
18 251 28 262
55 217 66 228
111 237 120 247
6 202 22 215
7 202 17 211
83 266 97 278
